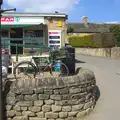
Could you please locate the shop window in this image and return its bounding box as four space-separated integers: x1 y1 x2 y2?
24 30 43 48
24 30 43 37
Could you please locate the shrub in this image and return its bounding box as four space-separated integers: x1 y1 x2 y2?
109 24 120 47
68 35 98 48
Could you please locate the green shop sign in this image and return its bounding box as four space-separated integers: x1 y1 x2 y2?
14 17 20 22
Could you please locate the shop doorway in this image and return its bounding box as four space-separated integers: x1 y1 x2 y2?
10 28 23 54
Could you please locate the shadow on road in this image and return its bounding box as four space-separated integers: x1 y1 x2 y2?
75 59 86 63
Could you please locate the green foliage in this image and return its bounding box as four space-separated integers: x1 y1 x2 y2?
110 24 120 46
68 35 98 48
67 25 74 34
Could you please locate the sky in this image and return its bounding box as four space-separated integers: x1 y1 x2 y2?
2 0 120 23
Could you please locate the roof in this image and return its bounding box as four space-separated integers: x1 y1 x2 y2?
2 12 67 18
67 22 117 33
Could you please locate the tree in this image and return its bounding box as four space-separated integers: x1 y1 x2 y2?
67 25 74 35
109 24 120 47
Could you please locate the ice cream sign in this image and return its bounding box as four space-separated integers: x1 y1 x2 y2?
1 17 20 23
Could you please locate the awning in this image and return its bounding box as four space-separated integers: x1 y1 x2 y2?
1 24 45 29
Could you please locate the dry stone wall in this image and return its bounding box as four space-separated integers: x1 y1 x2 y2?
75 47 120 59
4 68 97 120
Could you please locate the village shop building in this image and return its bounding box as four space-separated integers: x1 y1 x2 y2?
1 12 68 54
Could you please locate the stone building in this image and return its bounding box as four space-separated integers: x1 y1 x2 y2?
1 12 68 54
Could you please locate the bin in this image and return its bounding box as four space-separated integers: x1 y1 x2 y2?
61 46 75 75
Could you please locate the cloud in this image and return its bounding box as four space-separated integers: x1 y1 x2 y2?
105 21 120 24
5 0 80 13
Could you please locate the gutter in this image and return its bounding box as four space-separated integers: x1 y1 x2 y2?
2 12 67 18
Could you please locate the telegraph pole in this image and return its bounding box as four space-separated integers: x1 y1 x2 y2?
0 0 16 119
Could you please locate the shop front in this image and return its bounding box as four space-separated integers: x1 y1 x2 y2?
1 12 67 55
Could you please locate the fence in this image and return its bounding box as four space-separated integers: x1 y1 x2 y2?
2 37 43 49
2 38 49 61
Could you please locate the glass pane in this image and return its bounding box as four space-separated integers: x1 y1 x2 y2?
2 38 10 49
1 30 9 49
24 30 44 48
24 38 43 48
24 30 43 37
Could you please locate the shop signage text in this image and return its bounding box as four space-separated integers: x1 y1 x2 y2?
49 32 60 34
1 17 20 23
1 16 44 25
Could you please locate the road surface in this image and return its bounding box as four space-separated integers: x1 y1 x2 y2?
76 55 120 120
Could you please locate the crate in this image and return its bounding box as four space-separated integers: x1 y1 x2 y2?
32 57 49 67
50 48 67 60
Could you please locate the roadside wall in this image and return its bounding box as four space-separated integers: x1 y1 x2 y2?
4 68 96 120
75 48 111 57
111 47 120 58
75 47 120 59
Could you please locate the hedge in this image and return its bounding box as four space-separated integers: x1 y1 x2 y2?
68 35 98 48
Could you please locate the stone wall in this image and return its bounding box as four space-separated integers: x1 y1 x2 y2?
45 17 66 30
111 47 120 59
75 48 111 57
75 47 120 59
4 68 96 120
102 33 116 47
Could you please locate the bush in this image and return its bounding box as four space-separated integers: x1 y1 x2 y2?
110 24 120 47
68 35 98 48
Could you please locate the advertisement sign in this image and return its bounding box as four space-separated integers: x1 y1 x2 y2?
1 17 20 23
1 16 44 25
48 30 61 48
58 21 62 27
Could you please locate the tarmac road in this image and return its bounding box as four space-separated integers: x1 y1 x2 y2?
76 55 120 120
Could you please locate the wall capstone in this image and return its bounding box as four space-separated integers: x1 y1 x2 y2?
4 68 97 120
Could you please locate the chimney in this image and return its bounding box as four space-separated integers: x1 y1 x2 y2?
82 16 89 28
82 16 88 24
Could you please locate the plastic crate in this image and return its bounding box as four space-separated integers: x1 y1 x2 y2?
50 48 67 60
33 57 49 67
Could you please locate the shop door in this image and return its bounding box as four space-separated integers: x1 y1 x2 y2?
10 28 23 54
